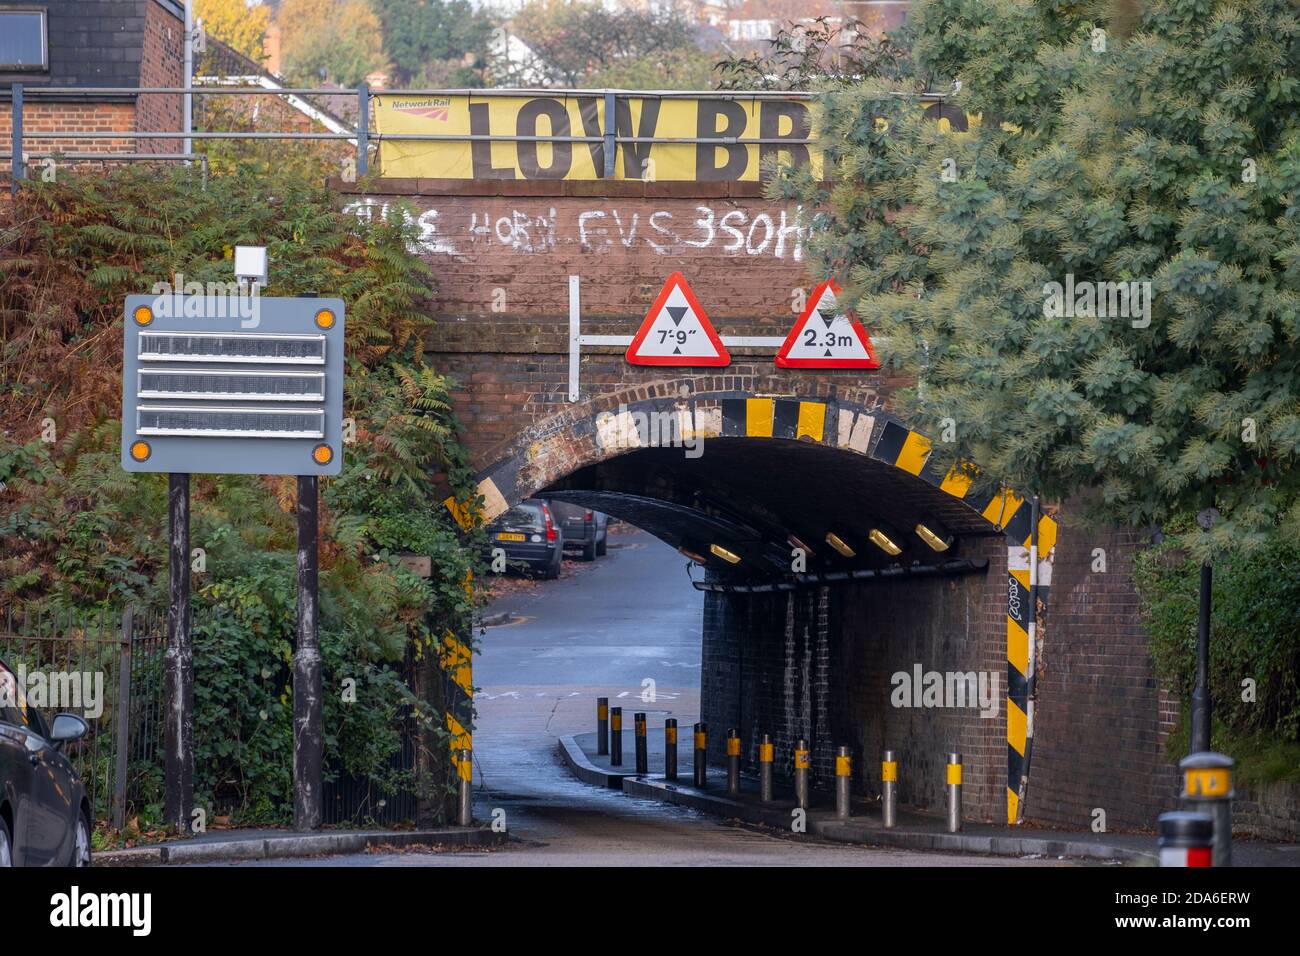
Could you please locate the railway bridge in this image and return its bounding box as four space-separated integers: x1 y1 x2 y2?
340 89 1177 829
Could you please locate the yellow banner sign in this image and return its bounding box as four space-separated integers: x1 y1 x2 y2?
374 93 823 182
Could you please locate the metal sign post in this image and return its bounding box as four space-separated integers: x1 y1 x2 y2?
164 472 194 831
123 292 344 833
294 475 323 830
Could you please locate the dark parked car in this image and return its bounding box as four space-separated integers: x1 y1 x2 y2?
0 658 92 867
485 499 565 579
545 500 609 561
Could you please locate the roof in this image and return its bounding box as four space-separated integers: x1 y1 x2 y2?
197 38 357 133
0 0 183 99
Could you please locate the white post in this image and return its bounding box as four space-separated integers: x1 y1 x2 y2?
568 275 581 402
183 1 193 157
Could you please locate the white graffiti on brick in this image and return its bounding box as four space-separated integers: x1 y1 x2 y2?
344 198 812 260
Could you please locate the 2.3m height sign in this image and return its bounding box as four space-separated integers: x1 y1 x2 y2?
121 295 345 476
775 280 879 369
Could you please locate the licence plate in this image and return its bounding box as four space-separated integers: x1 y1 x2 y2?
496 532 526 542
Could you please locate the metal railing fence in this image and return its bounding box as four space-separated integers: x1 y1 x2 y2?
5 82 943 191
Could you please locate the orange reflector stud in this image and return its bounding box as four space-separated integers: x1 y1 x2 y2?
312 443 333 466
314 309 336 330
129 440 151 462
133 305 153 326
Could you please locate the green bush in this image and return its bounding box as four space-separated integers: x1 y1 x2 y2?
1134 529 1300 781
0 162 484 826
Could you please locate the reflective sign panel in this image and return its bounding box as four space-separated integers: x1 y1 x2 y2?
137 369 326 402
121 296 344 475
137 406 326 439
138 331 326 364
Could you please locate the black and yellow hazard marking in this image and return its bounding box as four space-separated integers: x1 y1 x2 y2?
794 747 810 769
882 759 897 782
440 631 473 780
694 728 708 749
440 498 480 787
719 397 829 442
835 753 852 776
666 723 678 745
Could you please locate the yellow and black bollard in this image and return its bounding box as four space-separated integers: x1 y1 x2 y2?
664 718 678 781
881 749 898 828
634 712 648 776
609 706 623 766
758 733 774 802
793 738 810 809
726 729 741 796
693 722 707 787
1181 752 1234 866
457 748 472 826
835 746 852 819
596 697 609 756
946 752 962 833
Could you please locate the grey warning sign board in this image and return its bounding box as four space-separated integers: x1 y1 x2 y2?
121 295 345 476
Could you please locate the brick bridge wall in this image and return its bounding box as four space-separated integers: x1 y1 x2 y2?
348 179 1211 834
341 180 886 464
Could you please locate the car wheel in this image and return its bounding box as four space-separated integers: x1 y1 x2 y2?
581 539 597 561
69 813 91 867
0 816 12 868
542 551 561 580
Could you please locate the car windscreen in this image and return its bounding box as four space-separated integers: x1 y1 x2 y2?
494 504 545 532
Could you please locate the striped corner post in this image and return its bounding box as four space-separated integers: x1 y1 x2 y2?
442 496 482 787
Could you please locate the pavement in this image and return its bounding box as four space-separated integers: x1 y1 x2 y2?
97 826 505 866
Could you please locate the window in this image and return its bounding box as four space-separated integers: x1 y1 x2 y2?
0 8 48 72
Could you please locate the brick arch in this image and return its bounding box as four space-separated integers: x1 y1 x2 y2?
445 381 1058 824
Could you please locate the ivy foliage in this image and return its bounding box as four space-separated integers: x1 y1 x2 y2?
0 163 482 824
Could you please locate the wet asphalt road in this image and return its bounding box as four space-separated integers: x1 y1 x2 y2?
217 528 1054 866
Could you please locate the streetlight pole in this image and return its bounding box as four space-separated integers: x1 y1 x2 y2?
1191 560 1212 752
1191 506 1218 753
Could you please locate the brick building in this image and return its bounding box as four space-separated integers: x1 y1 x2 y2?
0 0 187 173
0 1 355 185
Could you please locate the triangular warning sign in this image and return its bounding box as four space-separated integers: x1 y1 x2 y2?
626 272 730 367
775 280 880 369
